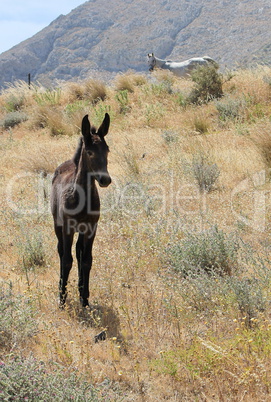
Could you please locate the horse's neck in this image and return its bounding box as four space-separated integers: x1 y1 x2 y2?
155 57 167 67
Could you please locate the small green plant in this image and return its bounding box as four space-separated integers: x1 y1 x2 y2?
176 92 188 107
65 100 91 116
4 94 25 112
145 103 164 125
34 88 62 106
1 111 28 129
166 226 239 277
188 64 223 104
115 90 130 114
191 153 220 192
93 104 112 127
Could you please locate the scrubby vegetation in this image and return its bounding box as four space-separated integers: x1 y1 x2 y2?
1 66 271 400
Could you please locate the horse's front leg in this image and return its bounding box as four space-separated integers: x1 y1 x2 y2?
59 231 74 307
79 232 96 307
76 233 84 302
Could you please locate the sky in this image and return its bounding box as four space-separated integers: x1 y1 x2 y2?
0 1 85 54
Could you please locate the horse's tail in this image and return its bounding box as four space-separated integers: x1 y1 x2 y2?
203 56 219 69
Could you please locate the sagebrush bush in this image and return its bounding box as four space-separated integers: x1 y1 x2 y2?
166 226 239 277
215 96 247 122
162 130 179 144
0 282 37 349
1 111 28 129
22 233 47 271
230 276 266 327
0 356 100 401
190 153 220 192
188 65 223 104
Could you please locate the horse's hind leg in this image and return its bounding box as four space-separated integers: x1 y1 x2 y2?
54 225 64 303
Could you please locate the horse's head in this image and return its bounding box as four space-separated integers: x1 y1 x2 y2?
147 53 156 72
81 113 111 187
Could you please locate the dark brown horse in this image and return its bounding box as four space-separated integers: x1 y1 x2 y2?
50 113 111 307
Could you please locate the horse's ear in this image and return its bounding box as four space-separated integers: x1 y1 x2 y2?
98 113 110 137
82 115 90 137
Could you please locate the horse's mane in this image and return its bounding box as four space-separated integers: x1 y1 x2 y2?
72 137 83 166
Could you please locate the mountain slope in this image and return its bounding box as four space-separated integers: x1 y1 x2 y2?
1 0 271 88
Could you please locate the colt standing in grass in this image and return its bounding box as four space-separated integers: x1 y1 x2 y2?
50 113 111 307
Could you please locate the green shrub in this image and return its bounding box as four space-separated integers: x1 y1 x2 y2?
188 65 223 104
166 226 239 277
0 356 100 401
1 111 28 129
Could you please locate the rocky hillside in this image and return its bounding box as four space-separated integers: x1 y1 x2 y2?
1 0 271 88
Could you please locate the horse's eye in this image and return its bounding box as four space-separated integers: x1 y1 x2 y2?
87 150 94 157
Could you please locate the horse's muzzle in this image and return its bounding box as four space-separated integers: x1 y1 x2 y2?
97 174 112 187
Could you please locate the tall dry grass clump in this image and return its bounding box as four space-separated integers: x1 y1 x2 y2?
114 71 147 92
84 79 107 103
251 120 271 168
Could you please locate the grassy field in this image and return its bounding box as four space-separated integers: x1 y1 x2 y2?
1 66 271 400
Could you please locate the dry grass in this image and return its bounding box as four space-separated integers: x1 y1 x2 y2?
1 67 271 400
114 71 147 92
